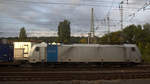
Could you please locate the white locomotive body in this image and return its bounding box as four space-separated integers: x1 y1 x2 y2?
26 43 141 64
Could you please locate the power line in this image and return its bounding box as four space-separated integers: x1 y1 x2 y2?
0 0 149 35
3 0 146 5
0 0 117 6
106 0 114 17
1 0 120 4
94 0 114 35
128 1 150 21
0 0 146 9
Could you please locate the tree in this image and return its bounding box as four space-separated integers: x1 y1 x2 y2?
58 20 71 44
123 24 138 43
19 27 27 41
143 23 150 42
99 31 124 44
99 23 150 62
79 37 87 43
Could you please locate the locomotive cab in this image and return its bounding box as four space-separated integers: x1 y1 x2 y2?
28 42 47 63
124 44 142 63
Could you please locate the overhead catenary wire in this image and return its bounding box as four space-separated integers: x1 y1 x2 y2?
95 0 114 35
0 0 146 9
128 1 150 21
0 0 146 26
0 0 149 37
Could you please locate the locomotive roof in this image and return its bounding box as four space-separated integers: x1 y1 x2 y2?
59 44 137 47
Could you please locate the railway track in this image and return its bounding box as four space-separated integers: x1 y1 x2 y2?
0 63 150 71
0 70 150 81
0 64 149 81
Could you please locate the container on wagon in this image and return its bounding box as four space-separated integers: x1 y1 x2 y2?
13 42 33 61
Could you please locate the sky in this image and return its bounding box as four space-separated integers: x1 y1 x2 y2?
0 0 150 37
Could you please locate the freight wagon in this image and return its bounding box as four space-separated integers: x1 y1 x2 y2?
0 44 13 62
28 43 142 64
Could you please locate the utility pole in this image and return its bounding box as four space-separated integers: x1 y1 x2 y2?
120 1 123 30
88 32 91 44
107 16 110 42
119 1 124 43
91 8 95 38
88 8 95 44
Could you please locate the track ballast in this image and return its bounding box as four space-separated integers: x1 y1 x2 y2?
0 64 150 81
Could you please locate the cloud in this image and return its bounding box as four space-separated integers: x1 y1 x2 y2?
0 0 149 37
71 0 80 5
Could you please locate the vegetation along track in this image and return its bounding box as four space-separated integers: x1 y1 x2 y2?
0 64 150 81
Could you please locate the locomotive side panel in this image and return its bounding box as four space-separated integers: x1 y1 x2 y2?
101 46 126 62
57 44 142 63
58 45 101 62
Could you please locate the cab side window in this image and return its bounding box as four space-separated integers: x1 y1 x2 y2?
35 47 40 51
131 47 135 52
